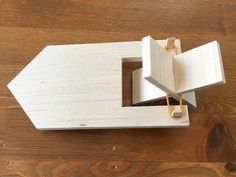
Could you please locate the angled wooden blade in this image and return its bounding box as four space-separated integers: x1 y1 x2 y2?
174 41 225 93
132 38 196 107
132 68 197 106
142 36 176 94
141 36 225 95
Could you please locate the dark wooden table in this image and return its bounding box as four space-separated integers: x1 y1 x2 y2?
0 0 236 176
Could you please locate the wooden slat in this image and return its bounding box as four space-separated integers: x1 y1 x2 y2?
174 41 225 93
0 159 235 177
132 68 166 104
0 0 235 35
142 36 176 93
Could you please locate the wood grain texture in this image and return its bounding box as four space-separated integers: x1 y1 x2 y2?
0 0 236 176
0 160 236 177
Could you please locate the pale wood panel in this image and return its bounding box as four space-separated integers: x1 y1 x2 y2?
132 68 166 104
7 41 189 129
0 0 235 35
142 36 176 93
174 41 225 93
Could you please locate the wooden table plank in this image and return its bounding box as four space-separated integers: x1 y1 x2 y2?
0 160 236 177
0 0 235 35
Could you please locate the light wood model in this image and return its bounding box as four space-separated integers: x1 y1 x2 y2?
7 36 225 130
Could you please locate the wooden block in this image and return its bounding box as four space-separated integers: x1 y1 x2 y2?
171 111 182 118
7 41 190 130
166 37 176 49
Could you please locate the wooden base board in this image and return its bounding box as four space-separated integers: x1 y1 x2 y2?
7 40 190 130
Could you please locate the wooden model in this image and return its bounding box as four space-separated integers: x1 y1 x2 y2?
7 36 225 130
